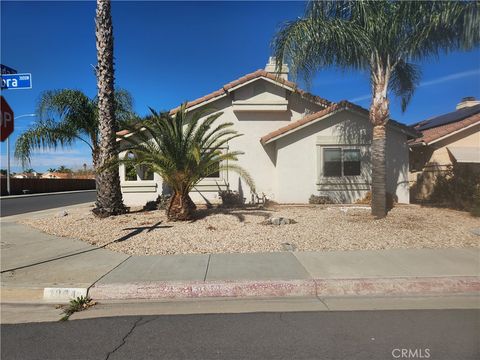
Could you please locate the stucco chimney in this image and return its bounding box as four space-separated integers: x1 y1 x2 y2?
265 57 289 80
456 96 480 110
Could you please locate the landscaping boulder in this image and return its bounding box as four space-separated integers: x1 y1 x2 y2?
264 217 296 225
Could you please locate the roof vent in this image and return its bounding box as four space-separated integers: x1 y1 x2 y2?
456 96 480 110
265 57 289 80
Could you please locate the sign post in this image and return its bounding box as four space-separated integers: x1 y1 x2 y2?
1 96 14 195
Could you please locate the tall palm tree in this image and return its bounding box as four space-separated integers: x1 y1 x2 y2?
272 1 479 218
115 104 255 221
15 89 134 172
94 0 126 217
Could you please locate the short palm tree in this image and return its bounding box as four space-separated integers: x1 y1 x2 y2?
94 0 126 217
272 1 479 218
115 104 255 221
15 89 134 169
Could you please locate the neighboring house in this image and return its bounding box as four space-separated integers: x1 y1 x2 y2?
13 172 40 179
117 58 416 206
41 172 73 179
409 97 480 200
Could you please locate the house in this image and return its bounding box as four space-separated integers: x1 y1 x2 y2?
13 172 39 179
117 58 416 207
40 172 73 179
409 97 480 200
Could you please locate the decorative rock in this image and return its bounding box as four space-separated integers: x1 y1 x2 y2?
267 217 296 225
470 228 480 236
281 242 297 251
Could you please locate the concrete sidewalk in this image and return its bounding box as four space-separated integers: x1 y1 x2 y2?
1 212 479 303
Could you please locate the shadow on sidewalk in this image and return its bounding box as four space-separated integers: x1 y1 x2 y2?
1 221 172 273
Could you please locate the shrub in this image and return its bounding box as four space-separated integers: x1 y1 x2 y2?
429 164 480 215
355 191 397 210
142 194 172 211
309 195 333 204
219 190 244 208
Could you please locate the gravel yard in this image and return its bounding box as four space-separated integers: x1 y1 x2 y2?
20 205 479 256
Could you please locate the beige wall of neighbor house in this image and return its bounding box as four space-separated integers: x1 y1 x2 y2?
409 99 480 201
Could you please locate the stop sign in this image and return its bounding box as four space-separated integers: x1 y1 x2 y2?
0 96 14 142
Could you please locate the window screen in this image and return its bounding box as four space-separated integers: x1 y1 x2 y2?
324 148 342 177
343 149 361 176
139 165 154 180
125 152 137 181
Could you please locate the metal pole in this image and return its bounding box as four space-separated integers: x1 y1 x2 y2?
6 136 11 195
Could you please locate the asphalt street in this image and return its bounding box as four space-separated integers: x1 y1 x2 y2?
1 309 479 360
0 190 96 217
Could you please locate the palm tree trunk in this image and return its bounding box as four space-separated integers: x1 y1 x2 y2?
369 82 389 219
167 192 197 221
93 0 126 217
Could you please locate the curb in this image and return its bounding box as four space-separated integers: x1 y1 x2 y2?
88 276 480 301
0 189 96 200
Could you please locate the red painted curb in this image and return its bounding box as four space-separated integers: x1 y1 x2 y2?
89 276 480 300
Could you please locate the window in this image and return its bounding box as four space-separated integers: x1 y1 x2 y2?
125 152 137 181
203 161 220 178
324 148 342 177
323 148 361 177
139 165 154 180
343 149 361 176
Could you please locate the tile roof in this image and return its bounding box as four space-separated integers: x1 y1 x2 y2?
116 69 334 136
168 69 332 114
260 100 416 144
410 108 480 145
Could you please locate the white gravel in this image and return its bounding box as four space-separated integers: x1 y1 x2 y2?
20 205 479 256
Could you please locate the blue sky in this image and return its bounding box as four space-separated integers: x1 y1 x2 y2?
1 1 479 172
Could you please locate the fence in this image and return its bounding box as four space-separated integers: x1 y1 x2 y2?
0 178 96 196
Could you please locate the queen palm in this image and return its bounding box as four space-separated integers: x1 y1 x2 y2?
273 1 479 218
94 0 126 217
115 104 255 221
15 89 134 172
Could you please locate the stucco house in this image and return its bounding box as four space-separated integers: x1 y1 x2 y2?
409 97 480 200
117 58 416 206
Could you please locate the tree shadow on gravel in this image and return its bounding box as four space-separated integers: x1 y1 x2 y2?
115 221 173 243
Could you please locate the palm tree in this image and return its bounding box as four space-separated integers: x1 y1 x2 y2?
15 89 134 169
94 0 126 217
115 104 255 221
272 1 479 218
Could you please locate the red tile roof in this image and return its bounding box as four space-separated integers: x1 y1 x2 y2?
169 69 332 115
410 111 480 145
260 100 416 144
116 69 333 136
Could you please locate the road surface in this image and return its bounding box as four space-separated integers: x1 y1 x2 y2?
0 190 96 217
1 310 478 359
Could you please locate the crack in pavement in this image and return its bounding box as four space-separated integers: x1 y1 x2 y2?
104 317 156 360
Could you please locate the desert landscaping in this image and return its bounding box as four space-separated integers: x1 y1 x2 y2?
20 204 479 256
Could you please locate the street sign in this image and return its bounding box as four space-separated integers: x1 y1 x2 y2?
0 96 14 142
1 73 32 90
1 64 17 75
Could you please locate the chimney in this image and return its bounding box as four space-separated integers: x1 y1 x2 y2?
265 56 289 80
456 96 480 110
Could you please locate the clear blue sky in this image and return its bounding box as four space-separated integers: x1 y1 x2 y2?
1 1 479 172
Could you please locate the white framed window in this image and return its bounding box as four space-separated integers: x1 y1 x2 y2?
124 152 154 181
323 148 361 177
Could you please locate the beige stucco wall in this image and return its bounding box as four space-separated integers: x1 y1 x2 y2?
409 123 479 200
119 78 410 206
274 111 409 204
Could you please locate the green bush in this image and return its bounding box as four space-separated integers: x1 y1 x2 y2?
429 164 480 216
